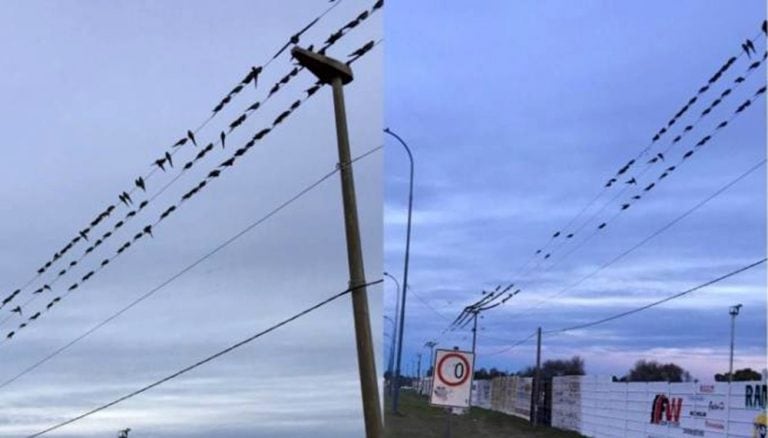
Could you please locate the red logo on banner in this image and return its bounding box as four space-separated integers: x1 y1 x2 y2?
651 394 683 425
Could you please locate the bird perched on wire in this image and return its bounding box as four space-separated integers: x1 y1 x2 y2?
11 306 22 316
625 177 637 185
187 130 197 146
29 312 41 320
135 177 146 192
118 191 133 206
742 39 756 57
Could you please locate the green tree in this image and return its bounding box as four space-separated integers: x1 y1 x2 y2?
624 360 691 382
714 368 762 382
519 356 585 379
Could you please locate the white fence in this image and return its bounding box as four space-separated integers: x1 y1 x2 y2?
416 375 531 419
552 376 767 438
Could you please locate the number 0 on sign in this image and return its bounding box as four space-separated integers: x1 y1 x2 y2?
429 349 474 408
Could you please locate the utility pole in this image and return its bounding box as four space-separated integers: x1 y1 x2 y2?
384 272 401 396
425 340 438 376
417 353 422 380
728 304 742 383
471 311 479 359
292 46 382 438
531 327 542 426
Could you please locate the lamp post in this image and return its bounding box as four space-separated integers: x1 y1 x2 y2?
384 127 414 414
728 304 742 383
383 272 401 396
292 46 382 438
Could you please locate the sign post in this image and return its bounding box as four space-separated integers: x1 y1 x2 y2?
429 349 475 408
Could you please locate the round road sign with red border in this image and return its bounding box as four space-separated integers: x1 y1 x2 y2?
436 352 471 387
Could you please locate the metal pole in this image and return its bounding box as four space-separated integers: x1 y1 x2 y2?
728 304 741 383
329 76 383 438
471 312 478 359
384 272 401 396
384 128 415 414
417 353 422 380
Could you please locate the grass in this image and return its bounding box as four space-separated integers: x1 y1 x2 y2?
384 390 583 438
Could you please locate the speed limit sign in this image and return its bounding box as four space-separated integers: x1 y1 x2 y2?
429 349 474 408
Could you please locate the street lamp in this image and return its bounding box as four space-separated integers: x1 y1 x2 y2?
728 304 742 383
384 127 414 414
292 46 382 438
383 272 401 396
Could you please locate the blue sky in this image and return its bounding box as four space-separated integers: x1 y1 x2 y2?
384 0 767 381
0 1 381 436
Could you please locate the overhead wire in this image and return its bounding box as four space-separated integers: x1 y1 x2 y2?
24 279 384 438
0 145 382 389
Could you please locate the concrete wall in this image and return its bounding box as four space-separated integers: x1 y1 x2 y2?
551 376 767 438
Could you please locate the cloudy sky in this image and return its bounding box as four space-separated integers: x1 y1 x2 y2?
384 0 766 381
0 1 381 437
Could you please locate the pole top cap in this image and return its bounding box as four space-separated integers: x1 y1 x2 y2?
291 46 353 85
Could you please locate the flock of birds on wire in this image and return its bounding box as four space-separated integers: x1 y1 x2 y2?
0 0 383 343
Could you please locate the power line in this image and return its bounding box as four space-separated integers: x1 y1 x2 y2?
0 145 382 388
543 258 766 335
505 157 766 318
24 279 383 438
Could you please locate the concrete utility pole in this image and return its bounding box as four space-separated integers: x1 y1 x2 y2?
728 304 742 383
531 327 542 426
417 353 422 380
291 46 382 438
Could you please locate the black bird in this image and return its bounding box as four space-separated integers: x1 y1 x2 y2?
625 177 637 185
683 150 694 159
250 66 262 89
763 20 767 35
173 137 188 148
187 130 197 146
79 230 89 241
535 249 542 254
349 41 375 59
735 76 745 84
652 133 660 142
683 125 693 132
269 83 281 97
82 271 94 281
290 100 301 111
667 166 676 172
247 102 260 112
133 232 143 241
566 233 574 239
160 206 176 220
68 283 78 291
544 253 551 259
11 306 22 316
135 177 146 192
254 128 271 140
742 42 751 57
306 84 322 97
748 61 761 71
632 195 641 200
644 183 655 192
598 223 607 229
33 287 43 294
698 85 709 94
19 323 26 329
325 30 344 46
165 151 173 168
101 259 110 267
220 131 226 149
183 161 194 170
126 210 136 219
115 220 124 229
605 178 617 188
701 108 712 117
208 169 221 179
118 192 129 207
143 225 153 237
58 269 66 276
234 147 247 157
30 312 41 320
621 203 630 210
273 110 291 125
756 86 767 97
219 157 236 168
552 231 560 238
746 39 756 56
139 201 148 210
716 121 728 129
229 84 244 96
229 114 247 131
373 0 383 10
7 331 14 339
